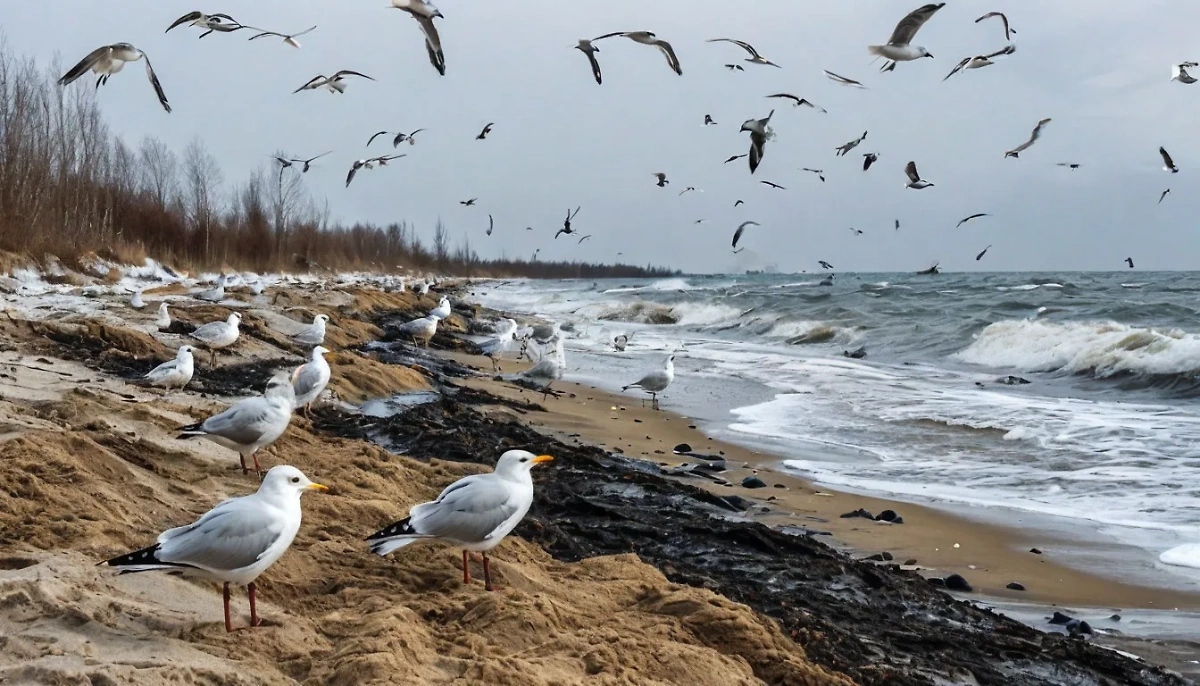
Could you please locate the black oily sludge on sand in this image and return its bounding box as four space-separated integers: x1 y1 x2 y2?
313 382 1189 686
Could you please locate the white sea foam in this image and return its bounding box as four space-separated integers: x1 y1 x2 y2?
1160 544 1200 569
956 319 1200 378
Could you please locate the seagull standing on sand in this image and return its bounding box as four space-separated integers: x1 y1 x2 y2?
707 38 781 67
141 345 195 393
58 43 171 112
1160 146 1179 173
1172 62 1198 84
291 346 331 418
248 26 316 48
904 161 934 189
291 314 329 347
101 465 327 632
396 315 439 347
155 302 172 330
594 31 682 75
478 320 518 371
514 335 565 400
391 0 446 75
366 450 553 592
622 354 675 410
740 110 774 174
129 287 145 309
869 3 945 71
194 275 226 302
190 312 241 364
177 373 296 474
430 296 451 320
1004 118 1051 158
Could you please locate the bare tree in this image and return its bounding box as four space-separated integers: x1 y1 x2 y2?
181 138 224 260
139 137 179 210
433 219 449 266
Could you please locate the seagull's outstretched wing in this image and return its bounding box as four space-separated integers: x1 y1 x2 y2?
887 3 946 45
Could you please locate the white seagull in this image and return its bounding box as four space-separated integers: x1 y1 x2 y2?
155 302 172 330
291 346 331 417
102 465 327 632
622 354 675 410
904 160 934 189
1172 62 1198 84
478 319 518 371
166 11 252 38
141 345 196 393
574 38 604 85
869 3 945 71
429 296 452 320
396 314 439 347
740 110 774 174
706 38 781 68
594 31 682 75
177 373 296 474
194 275 226 302
514 335 565 400
190 312 242 364
1004 118 1051 158
836 131 868 156
58 43 171 112
943 45 1016 81
765 94 826 112
248 26 316 48
366 450 553 591
129 287 145 310
391 0 446 76
974 12 1015 41
293 70 375 94
291 313 329 347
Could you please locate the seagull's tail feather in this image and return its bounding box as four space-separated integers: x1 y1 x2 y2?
867 45 886 57
366 517 429 556
101 543 192 574
176 423 207 440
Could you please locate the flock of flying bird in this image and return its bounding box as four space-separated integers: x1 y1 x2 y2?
54 2 1197 271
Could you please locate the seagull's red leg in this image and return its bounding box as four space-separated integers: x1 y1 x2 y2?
248 582 261 627
252 452 262 475
462 550 471 584
483 553 494 592
223 582 233 633
239 454 248 475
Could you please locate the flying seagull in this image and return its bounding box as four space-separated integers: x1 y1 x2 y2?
573 38 604 85
1159 188 1171 204
765 94 826 112
704 114 717 125
870 3 945 71
679 187 699 195
289 151 331 173
836 131 868 156
476 123 494 140
693 219 708 224
956 213 989 227
740 110 775 174
706 38 781 67
367 129 424 147
819 260 834 270
1160 146 1179 173
1172 62 1198 84
824 70 867 88
894 219 900 230
733 200 745 207
595 31 682 75
800 168 825 182
976 245 992 261
460 198 478 206
725 64 745 71
247 26 316 48
975 12 1015 41
577 234 592 244
1125 257 1135 268
760 180 786 190
862 152 879 170
1057 162 1081 169
724 154 747 164
849 228 864 236
293 70 374 94
731 221 759 249
904 160 934 189
943 45 1016 80
486 214 494 236
555 207 581 239
1004 118 1051 158
345 155 404 187
166 12 252 38
391 0 446 75
58 44 171 112
652 172 669 187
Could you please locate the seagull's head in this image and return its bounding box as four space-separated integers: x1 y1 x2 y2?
261 465 329 497
315 313 330 324
178 345 196 357
919 48 934 59
227 312 243 325
312 345 330 358
265 372 298 406
495 450 554 478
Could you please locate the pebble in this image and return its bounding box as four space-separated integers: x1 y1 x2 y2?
943 574 973 592
673 443 693 453
875 510 904 524
772 483 786 489
1029 548 1042 555
904 559 918 566
1067 619 1093 636
1110 614 1121 622
741 476 767 489
720 495 754 511
1049 611 1074 625
1006 582 1026 591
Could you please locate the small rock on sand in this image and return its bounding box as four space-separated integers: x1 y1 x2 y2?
943 574 973 592
1049 611 1075 625
673 443 692 453
741 476 766 489
1030 548 1043 555
1006 582 1026 591
875 509 903 524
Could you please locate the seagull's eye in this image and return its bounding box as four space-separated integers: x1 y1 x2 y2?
520 457 528 462
290 477 300 483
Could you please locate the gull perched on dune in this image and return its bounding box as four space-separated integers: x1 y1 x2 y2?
58 43 171 112
1004 118 1051 158
177 373 296 474
396 314 439 347
429 296 452 320
128 287 145 310
975 12 1015 41
155 302 172 330
291 346 331 418
706 38 780 68
594 31 682 75
293 70 374 94
1172 62 1198 84
248 25 316 48
869 3 945 72
367 450 553 591
740 110 774 174
623 354 675 410
102 465 326 632
478 319 518 371
943 45 1016 80
905 161 934 189
140 345 195 393
574 38 605 85
291 314 329 346
166 11 252 38
190 312 241 364
194 275 226 302
391 0 446 75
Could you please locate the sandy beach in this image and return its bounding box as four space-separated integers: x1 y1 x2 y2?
0 270 1194 684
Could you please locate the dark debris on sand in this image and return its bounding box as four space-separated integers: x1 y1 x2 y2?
316 390 1189 686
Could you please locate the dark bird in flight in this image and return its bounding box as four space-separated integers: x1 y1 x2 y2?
766 94 826 112
1004 118 1052 158
555 206 581 239
836 131 868 156
1159 189 1171 204
652 172 669 187
800 167 825 182
1125 257 1135 268
725 63 744 71
476 123 494 140
976 245 992 261
956 213 989 228
819 260 834 270
975 11 1015 40
704 114 717 125
486 214 494 236
734 200 745 207
863 152 879 171
849 228 864 236
894 219 900 230
460 198 478 206
577 234 592 244
731 221 759 248
1160 146 1179 173
289 151 331 173
724 154 747 164
573 38 604 85
760 180 785 190
1057 162 1081 169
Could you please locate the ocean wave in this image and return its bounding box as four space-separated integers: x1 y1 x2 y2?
768 320 858 345
955 319 1200 390
670 302 743 326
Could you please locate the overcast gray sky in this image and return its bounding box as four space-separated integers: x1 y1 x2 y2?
4 1 1198 273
